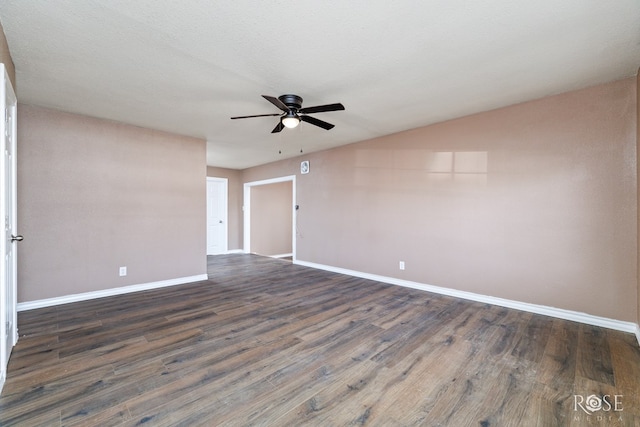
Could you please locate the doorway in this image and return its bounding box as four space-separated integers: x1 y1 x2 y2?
206 177 228 255
0 65 18 393
243 176 296 260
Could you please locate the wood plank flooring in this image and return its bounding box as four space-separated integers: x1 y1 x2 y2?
1 254 638 426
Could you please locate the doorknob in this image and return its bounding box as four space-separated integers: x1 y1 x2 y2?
10 235 23 242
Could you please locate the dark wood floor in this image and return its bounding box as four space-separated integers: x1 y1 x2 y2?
1 254 638 426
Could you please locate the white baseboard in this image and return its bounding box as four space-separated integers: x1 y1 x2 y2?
294 260 640 341
207 249 244 255
17 274 209 312
270 253 293 259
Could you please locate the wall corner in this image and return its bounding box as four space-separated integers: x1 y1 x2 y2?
0 19 16 91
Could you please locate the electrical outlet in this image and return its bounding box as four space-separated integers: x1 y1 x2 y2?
119 266 127 277
399 261 405 270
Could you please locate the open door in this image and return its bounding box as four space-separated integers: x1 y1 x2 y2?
0 64 19 394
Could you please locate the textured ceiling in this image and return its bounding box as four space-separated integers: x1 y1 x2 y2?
1 1 639 169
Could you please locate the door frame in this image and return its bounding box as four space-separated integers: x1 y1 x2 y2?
206 177 228 255
243 175 296 260
0 64 18 394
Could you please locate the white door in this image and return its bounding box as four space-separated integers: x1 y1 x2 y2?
207 177 228 255
0 65 18 393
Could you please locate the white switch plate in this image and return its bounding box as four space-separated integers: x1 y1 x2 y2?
119 266 127 276
399 261 405 270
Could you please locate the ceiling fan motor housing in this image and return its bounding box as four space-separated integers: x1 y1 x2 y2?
279 94 303 111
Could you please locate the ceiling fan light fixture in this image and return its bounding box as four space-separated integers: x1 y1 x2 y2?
282 113 300 129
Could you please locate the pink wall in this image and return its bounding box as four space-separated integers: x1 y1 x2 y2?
250 181 292 256
17 105 207 302
241 78 637 322
15 77 636 323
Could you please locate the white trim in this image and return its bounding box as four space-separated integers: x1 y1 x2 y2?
224 249 245 254
244 176 297 187
294 260 639 336
270 253 293 259
17 274 209 312
243 175 296 260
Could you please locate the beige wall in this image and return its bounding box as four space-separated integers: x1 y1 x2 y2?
0 19 16 90
637 70 640 327
207 166 242 250
18 105 207 302
250 181 292 256
241 78 637 322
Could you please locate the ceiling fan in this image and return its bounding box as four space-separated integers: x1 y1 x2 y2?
231 94 345 133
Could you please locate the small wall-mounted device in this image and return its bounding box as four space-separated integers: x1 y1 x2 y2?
301 160 310 174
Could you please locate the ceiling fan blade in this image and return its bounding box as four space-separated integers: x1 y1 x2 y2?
271 121 284 133
231 113 282 119
262 95 289 112
300 115 335 130
299 103 345 114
